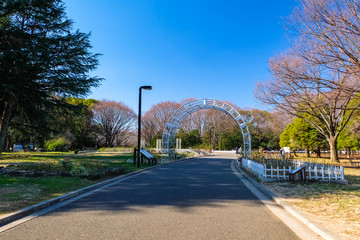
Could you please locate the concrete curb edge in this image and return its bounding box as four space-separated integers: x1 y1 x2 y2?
233 160 341 240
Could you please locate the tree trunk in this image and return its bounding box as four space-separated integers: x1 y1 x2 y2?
306 148 310 157
316 147 321 158
0 102 13 154
293 150 298 157
327 136 340 163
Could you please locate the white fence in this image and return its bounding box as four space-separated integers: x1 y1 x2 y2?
240 159 346 183
242 158 265 177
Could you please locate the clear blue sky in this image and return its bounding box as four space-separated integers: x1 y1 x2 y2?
64 0 297 112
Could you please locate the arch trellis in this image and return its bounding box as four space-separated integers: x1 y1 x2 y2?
162 98 251 161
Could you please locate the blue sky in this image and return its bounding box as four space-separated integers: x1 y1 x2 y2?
64 0 298 112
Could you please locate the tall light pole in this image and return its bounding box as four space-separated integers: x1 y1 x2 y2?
209 126 214 152
137 85 152 168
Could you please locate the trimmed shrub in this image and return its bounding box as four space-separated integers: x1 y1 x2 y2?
45 137 68 151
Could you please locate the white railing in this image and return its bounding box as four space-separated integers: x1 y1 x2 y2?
264 165 292 180
307 165 345 181
241 159 265 177
240 159 346 183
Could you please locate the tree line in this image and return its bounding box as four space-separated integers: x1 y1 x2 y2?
2 97 288 152
7 94 360 156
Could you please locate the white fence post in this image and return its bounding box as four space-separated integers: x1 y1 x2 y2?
264 164 267 178
289 166 291 180
335 166 338 180
263 164 266 178
283 166 285 179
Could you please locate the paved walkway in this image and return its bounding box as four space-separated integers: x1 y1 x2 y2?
1 153 302 240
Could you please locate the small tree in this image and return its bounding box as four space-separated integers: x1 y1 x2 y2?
62 98 98 149
337 110 360 157
184 130 202 148
45 137 68 151
280 117 326 158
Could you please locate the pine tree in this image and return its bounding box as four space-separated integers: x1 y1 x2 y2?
0 0 102 152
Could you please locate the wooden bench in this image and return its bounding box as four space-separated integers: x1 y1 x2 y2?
289 167 306 182
348 158 360 167
140 149 157 165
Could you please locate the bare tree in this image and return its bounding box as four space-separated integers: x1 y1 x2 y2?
256 0 360 162
286 0 360 78
180 101 242 148
93 100 136 147
256 50 360 162
118 130 137 147
142 101 180 145
180 110 209 135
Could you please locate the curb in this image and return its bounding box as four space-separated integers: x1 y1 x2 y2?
0 157 194 227
233 160 341 240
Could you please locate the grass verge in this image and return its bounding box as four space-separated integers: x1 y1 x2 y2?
0 151 151 215
0 175 94 215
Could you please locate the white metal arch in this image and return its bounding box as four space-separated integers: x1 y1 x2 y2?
162 98 251 161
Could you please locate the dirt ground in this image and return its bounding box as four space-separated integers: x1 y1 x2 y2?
263 167 360 240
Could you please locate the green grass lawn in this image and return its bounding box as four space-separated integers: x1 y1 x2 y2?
0 175 94 214
0 151 151 215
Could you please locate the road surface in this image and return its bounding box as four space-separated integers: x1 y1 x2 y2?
1 153 301 239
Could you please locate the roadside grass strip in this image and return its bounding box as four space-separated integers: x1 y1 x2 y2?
0 152 148 215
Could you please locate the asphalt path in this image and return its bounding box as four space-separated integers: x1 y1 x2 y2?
1 153 300 240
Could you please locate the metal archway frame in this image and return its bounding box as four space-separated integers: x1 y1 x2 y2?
162 99 251 161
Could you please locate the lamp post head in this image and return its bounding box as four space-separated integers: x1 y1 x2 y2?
141 85 152 90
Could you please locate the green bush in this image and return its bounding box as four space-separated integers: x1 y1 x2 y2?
70 164 91 177
59 159 73 172
45 137 68 151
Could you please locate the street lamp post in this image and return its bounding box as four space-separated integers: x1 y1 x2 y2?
209 126 214 152
137 85 152 168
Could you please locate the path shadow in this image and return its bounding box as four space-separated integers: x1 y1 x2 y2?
49 156 263 215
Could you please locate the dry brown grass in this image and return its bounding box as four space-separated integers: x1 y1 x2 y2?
263 167 360 240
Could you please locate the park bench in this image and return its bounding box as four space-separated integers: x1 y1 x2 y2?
347 158 360 167
139 149 157 165
289 166 306 182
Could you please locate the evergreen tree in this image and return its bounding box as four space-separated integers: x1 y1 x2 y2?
0 0 102 152
280 116 326 157
337 112 360 156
